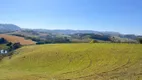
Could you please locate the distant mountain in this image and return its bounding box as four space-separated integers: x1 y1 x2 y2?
0 24 21 32
33 29 120 35
33 29 98 34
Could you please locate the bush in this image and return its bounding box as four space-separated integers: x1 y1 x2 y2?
6 42 12 46
90 39 98 43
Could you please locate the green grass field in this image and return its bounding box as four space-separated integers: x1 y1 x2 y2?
0 43 142 80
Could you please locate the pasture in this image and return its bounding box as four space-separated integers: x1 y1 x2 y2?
0 43 142 80
0 34 36 45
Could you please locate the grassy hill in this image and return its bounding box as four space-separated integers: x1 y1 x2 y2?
0 34 36 45
0 43 142 80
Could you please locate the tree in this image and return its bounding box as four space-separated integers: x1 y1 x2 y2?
12 42 21 49
6 42 12 46
138 38 142 44
0 38 7 44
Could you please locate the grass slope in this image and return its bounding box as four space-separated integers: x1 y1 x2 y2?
0 34 36 45
0 44 8 50
0 43 142 80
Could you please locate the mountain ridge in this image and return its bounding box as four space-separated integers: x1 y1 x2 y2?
0 24 21 31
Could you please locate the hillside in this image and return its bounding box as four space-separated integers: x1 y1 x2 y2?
0 43 141 80
0 23 140 43
0 34 36 45
7 29 139 44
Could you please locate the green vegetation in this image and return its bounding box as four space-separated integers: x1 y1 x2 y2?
0 38 21 60
0 38 7 44
138 38 142 44
8 30 140 44
0 43 142 80
110 36 138 43
90 39 98 43
10 32 71 44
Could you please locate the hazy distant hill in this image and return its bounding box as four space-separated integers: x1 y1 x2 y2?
0 24 21 32
33 29 104 34
33 29 138 39
0 23 140 41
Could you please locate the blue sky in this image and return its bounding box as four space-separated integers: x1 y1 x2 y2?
0 0 142 35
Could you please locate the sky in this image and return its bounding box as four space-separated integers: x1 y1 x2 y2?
0 0 142 35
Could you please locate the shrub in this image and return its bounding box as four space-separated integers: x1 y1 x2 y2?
6 42 12 46
90 39 98 43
